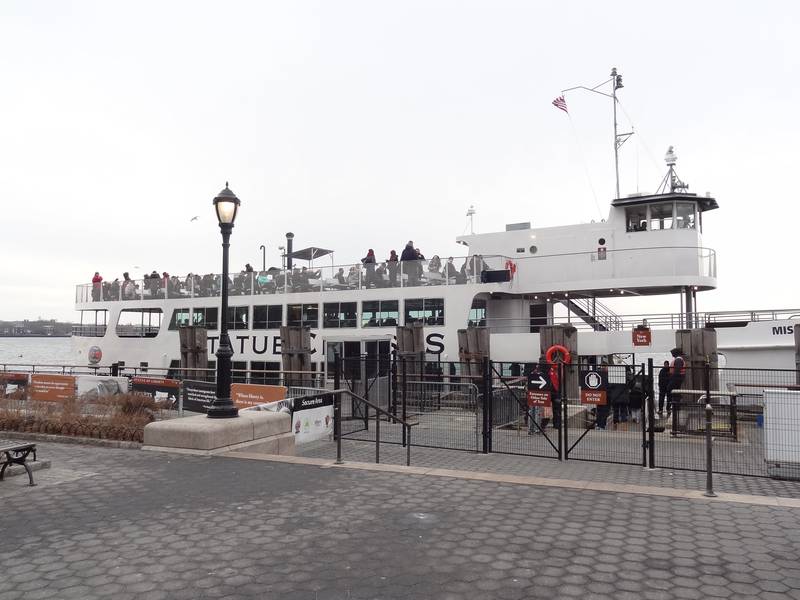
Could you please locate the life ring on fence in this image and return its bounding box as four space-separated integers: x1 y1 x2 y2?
545 344 572 365
504 260 517 280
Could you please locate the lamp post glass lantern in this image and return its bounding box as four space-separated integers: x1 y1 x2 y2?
207 182 241 419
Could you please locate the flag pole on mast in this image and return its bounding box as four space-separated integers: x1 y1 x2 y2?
559 67 633 199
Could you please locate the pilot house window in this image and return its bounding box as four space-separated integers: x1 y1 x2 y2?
625 206 648 232
676 202 696 229
649 202 674 230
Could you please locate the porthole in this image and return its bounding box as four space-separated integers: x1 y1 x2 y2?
530 245 538 254
598 238 606 246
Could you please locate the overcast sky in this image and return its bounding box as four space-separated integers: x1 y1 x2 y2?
1 1 797 321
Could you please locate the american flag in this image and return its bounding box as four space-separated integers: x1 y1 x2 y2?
552 95 568 113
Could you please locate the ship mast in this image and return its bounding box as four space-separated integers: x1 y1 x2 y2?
563 67 633 199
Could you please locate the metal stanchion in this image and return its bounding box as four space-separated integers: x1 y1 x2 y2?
333 352 343 465
704 403 716 497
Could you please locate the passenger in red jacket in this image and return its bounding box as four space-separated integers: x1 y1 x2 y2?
91 272 103 301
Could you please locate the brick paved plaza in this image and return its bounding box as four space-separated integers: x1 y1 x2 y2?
2 441 800 599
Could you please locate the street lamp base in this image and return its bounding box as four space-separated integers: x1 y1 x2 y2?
206 400 239 419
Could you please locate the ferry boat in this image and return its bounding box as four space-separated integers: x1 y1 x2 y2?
71 146 798 377
71 68 798 376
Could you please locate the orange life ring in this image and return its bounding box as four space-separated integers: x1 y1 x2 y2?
504 260 517 279
545 344 571 365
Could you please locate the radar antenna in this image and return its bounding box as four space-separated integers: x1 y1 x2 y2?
655 146 689 194
465 205 476 234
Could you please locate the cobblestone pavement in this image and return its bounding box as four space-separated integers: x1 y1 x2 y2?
298 437 800 499
2 442 800 600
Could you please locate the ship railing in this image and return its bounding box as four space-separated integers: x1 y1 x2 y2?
509 246 717 282
71 324 108 337
73 255 514 303
490 308 800 332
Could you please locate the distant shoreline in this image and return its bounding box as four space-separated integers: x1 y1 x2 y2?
0 335 72 338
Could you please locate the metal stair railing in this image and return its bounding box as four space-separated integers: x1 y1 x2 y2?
289 388 419 466
562 298 624 331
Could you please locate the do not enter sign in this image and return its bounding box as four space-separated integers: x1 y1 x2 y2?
579 368 608 405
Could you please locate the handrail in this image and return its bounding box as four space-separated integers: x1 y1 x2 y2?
290 388 417 429
290 388 417 466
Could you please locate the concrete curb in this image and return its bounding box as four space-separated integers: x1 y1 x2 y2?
0 430 141 450
3 460 51 479
224 451 800 509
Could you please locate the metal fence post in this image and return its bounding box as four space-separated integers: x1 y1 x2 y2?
559 361 565 461
406 425 412 466
391 351 398 419
334 392 343 465
481 357 491 454
375 408 380 464
647 358 655 469
704 403 715 497
401 357 408 448
558 362 569 460
333 352 343 464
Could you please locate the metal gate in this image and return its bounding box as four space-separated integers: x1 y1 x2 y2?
338 355 480 452
489 361 647 465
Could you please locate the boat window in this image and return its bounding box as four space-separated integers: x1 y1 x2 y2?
405 298 444 326
74 309 108 337
117 308 162 338
287 303 319 327
323 302 357 328
469 299 487 327
168 308 191 330
250 361 281 386
625 206 648 232
649 202 674 230
192 307 218 330
362 300 399 327
676 202 696 229
253 305 282 329
226 306 249 330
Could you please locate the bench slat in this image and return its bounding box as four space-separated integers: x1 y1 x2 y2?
0 440 36 453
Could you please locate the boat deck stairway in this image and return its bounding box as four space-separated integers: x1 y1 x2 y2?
560 298 623 332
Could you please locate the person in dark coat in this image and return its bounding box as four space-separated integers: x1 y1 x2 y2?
362 249 377 287
387 250 399 286
657 360 670 415
400 241 418 285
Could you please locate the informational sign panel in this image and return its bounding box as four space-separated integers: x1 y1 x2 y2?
291 395 334 444
579 369 608 405
632 327 652 347
526 370 551 407
0 373 29 398
231 383 287 408
76 375 129 400
30 374 76 402
182 380 216 413
131 376 181 404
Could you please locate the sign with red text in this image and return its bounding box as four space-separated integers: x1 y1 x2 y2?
632 328 652 347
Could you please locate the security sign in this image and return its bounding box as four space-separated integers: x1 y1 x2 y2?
579 368 608 405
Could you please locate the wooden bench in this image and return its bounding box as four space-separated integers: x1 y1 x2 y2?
0 440 37 486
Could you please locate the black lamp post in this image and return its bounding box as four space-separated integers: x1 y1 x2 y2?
207 182 241 419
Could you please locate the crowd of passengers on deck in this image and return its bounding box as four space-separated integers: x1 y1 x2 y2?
89 242 490 301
